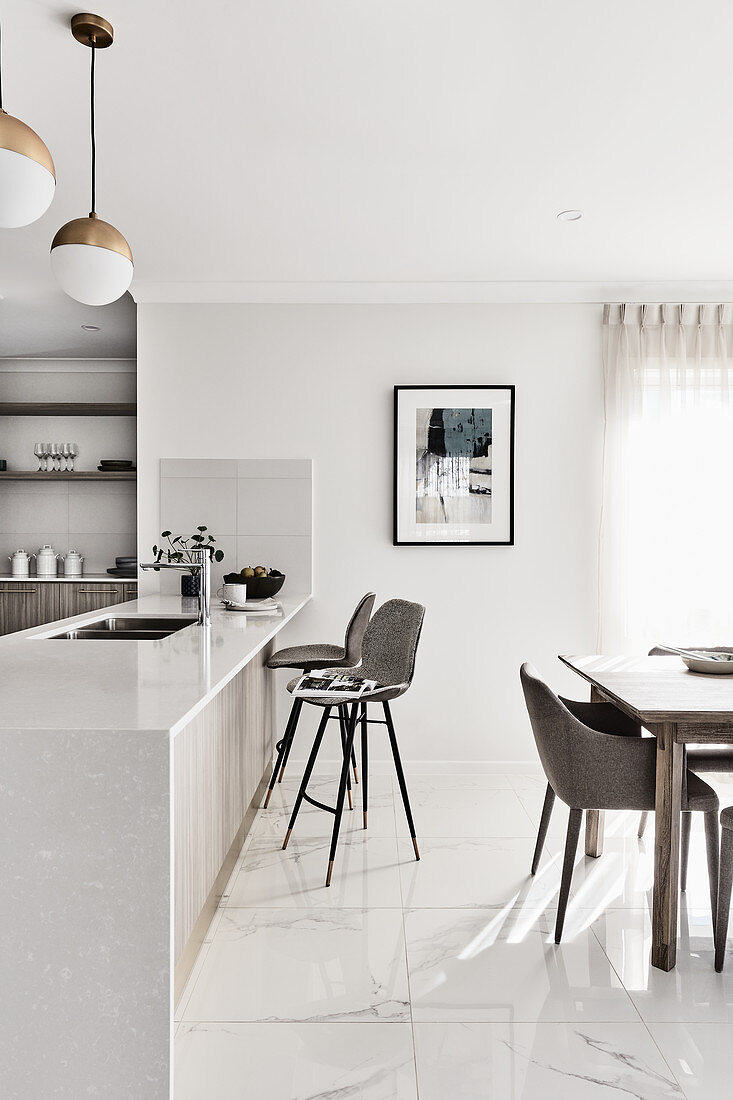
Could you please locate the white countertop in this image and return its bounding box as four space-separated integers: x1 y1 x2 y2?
0 592 311 734
0 575 136 583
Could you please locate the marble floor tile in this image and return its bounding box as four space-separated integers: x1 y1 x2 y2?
175 1022 418 1099
183 908 410 1023
404 908 637 1022
252 775 397 840
649 1022 733 1100
538 832 716 924
591 908 733 1022
227 834 403 908
413 1021 684 1099
175 942 211 1023
402 779 536 838
398 836 563 910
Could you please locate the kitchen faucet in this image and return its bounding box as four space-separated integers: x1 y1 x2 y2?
139 547 211 626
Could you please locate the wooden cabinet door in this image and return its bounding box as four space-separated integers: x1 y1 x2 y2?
66 583 124 616
0 582 60 635
122 582 138 602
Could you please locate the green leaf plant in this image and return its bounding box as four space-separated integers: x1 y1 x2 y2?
152 525 225 574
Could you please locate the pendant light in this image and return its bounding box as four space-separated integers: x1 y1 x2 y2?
51 14 132 306
0 21 56 227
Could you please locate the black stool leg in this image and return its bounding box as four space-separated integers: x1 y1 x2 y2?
282 706 331 849
326 702 359 886
338 706 354 810
531 783 555 875
361 702 368 829
278 697 304 783
264 698 303 808
383 700 419 861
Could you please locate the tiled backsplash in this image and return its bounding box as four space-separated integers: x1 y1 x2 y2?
0 480 136 574
158 458 312 595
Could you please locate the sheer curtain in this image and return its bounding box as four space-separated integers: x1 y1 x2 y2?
599 303 733 653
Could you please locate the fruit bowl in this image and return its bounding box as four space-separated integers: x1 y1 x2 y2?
223 571 285 599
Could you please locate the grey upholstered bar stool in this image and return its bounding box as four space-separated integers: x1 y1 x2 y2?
715 807 733 971
520 663 720 943
263 592 376 807
282 598 425 886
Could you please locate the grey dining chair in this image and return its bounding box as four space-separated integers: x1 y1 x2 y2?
715 806 733 971
520 663 720 944
263 592 376 807
282 598 425 886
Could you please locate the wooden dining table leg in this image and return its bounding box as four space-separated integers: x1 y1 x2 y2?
651 721 683 971
585 687 605 857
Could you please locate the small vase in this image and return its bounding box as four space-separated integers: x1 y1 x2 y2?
181 572 200 597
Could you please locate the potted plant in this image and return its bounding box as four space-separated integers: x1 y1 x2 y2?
152 526 225 596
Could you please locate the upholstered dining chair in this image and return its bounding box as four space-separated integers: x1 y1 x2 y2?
263 592 376 807
282 598 425 886
520 663 720 944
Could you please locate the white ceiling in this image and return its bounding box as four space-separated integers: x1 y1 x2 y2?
2 0 733 316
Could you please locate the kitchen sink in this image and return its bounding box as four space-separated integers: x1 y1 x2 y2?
46 616 197 640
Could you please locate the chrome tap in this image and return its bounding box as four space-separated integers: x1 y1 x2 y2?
140 547 211 626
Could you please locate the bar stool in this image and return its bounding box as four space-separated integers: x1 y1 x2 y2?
715 806 733 971
281 598 425 886
263 592 376 807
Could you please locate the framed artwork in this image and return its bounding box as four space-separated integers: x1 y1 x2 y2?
393 385 515 545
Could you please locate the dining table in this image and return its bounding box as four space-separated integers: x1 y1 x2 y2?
559 652 733 971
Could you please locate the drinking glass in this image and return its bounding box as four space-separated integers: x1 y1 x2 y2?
43 443 52 472
50 443 62 472
34 443 44 472
70 443 79 472
62 443 72 472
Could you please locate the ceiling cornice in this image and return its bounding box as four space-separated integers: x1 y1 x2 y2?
131 280 733 306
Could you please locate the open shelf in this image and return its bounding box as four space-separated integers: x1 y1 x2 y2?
0 402 136 417
0 471 136 482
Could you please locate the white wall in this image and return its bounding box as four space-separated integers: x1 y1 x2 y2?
137 304 603 766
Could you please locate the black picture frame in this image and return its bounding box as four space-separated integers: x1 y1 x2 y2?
393 384 515 546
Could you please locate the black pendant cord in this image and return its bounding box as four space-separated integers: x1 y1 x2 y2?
89 39 96 214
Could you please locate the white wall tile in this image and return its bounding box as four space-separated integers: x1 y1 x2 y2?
237 478 311 536
69 488 137 535
69 532 137 574
160 477 237 536
237 459 312 480
0 491 69 533
161 459 237 479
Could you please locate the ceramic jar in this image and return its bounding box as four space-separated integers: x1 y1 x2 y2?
63 549 84 577
9 549 34 577
36 544 59 577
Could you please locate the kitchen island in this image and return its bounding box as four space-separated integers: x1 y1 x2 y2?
0 592 310 1099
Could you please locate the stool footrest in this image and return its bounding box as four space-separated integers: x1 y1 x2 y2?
303 792 337 815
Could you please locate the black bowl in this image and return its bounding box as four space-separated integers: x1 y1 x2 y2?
223 572 285 598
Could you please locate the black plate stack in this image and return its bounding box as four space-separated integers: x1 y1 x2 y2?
107 555 137 579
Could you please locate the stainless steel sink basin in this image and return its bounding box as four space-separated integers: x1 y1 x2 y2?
46 616 197 640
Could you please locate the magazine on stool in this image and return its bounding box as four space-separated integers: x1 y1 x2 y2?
292 673 384 700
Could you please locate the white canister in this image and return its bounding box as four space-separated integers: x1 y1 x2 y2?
36 544 59 577
63 549 84 577
9 549 33 577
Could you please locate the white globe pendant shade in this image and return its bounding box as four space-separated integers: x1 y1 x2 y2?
50 214 133 306
0 111 56 227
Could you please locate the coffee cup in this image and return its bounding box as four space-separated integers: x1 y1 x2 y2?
217 582 248 606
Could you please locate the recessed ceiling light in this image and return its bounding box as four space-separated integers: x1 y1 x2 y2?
81 323 100 331
557 209 583 221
